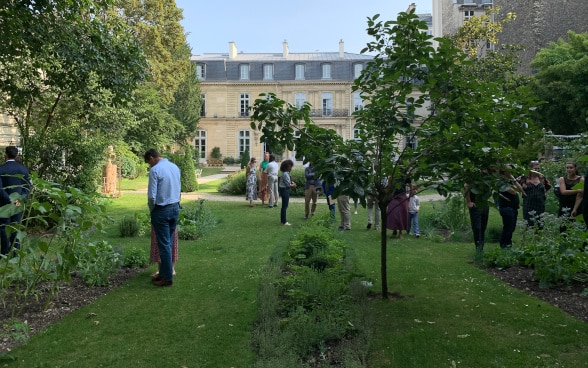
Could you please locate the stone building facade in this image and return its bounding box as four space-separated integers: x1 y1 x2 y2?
191 41 374 163
432 0 588 74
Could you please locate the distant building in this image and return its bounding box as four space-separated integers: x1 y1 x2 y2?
191 40 374 162
0 113 19 148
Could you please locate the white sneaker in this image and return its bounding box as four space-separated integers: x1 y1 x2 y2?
283 222 291 226
354 211 358 214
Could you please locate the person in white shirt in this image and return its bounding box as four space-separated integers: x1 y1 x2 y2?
265 154 279 208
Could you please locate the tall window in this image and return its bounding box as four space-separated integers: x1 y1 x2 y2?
322 92 333 116
352 127 361 141
464 10 474 21
240 64 250 80
240 93 250 117
194 130 207 159
405 136 418 150
263 64 274 80
238 130 251 157
295 64 305 80
353 92 363 111
196 63 205 80
353 63 363 79
322 63 332 79
200 94 206 117
294 92 307 108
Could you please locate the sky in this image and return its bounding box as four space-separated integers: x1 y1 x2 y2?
174 0 431 55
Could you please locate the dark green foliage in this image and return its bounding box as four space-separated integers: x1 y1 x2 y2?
222 157 237 165
74 241 122 287
240 148 250 169
211 147 222 160
169 148 198 193
119 217 140 238
123 247 149 268
218 170 247 195
530 31 588 134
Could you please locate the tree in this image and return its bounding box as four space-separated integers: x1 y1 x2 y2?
530 31 588 134
0 0 148 191
252 11 536 298
115 0 200 153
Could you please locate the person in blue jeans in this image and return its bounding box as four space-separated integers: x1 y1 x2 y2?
498 170 523 248
278 160 296 226
144 149 181 287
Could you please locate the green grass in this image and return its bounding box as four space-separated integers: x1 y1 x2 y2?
2 197 587 367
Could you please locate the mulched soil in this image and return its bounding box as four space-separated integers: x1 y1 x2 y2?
0 265 585 354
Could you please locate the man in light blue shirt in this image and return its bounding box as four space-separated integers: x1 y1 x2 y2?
144 149 181 287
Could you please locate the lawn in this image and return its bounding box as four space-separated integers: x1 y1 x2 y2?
2 193 587 367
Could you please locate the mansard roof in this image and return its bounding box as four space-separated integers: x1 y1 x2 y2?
191 52 373 62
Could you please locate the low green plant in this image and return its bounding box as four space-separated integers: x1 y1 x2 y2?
176 199 218 240
75 241 122 287
1 318 30 347
0 174 110 316
118 217 139 237
123 247 149 268
253 216 370 366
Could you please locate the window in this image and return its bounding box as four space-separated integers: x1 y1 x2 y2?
240 93 250 117
322 92 333 116
322 63 332 79
200 94 206 117
464 10 474 20
196 63 205 80
352 128 361 141
240 64 250 80
194 130 207 159
295 64 305 80
405 136 418 151
295 92 306 109
353 63 363 79
263 64 274 80
353 92 363 111
238 130 251 157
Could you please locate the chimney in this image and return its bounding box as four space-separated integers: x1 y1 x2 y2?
229 41 237 60
406 3 416 13
283 40 289 57
339 39 344 58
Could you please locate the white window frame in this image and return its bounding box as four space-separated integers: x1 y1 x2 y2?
263 64 274 80
353 92 364 111
405 136 418 150
352 128 361 141
322 92 333 116
194 130 207 159
240 64 250 80
200 94 206 117
294 92 307 109
240 93 250 117
322 63 332 79
238 130 251 157
295 64 305 80
464 10 474 21
196 63 205 80
353 63 363 79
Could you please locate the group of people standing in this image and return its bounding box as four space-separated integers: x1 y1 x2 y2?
465 159 588 252
245 152 297 225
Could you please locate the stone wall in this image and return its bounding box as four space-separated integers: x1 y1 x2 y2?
496 0 588 74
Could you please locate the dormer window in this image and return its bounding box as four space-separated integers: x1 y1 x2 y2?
322 63 332 79
263 64 274 80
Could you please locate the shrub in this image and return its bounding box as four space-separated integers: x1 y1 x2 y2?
75 241 122 287
119 217 140 237
222 156 237 165
169 148 198 193
176 199 218 240
123 247 149 268
211 147 222 160
218 170 247 195
239 148 250 169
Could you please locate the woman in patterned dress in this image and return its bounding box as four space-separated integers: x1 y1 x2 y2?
150 227 178 278
246 157 258 207
258 152 270 205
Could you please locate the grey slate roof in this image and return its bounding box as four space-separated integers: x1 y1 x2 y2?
191 52 373 62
